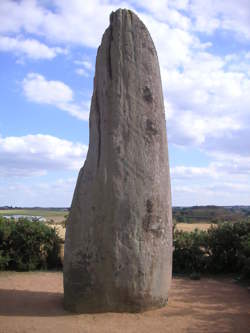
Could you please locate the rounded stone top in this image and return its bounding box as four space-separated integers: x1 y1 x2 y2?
110 8 137 20
109 8 147 28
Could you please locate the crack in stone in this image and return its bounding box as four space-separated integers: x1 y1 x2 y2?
95 91 101 168
108 13 114 79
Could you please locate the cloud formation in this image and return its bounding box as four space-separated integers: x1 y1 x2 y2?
0 0 114 47
0 178 76 207
0 35 66 60
2 0 250 153
1 0 250 205
0 134 88 177
75 59 94 77
22 73 89 120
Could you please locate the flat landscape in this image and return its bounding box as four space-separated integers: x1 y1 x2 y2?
0 208 215 237
3 206 250 235
0 272 249 333
0 209 67 223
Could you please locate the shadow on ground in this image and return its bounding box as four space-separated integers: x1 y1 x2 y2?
0 289 67 317
0 275 249 333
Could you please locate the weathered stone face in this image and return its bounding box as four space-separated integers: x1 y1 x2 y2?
63 8 172 313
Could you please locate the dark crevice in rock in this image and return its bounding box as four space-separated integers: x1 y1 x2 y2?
95 91 101 168
128 9 133 19
146 119 157 136
146 199 153 213
108 13 114 79
143 86 153 103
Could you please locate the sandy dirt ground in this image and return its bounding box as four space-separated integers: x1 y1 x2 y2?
0 272 249 333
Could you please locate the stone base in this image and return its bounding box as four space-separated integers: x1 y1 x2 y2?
63 294 168 313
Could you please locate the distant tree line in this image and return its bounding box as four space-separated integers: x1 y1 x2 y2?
173 206 250 224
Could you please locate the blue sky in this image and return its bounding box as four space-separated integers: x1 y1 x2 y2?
0 0 250 207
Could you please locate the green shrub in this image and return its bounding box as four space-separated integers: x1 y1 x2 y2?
173 229 208 274
0 217 62 271
207 223 242 273
173 221 250 279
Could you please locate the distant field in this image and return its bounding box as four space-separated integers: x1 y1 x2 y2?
51 224 66 240
52 223 215 241
0 209 68 223
1 210 215 231
176 223 215 232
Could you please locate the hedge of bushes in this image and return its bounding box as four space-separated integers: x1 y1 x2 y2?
173 221 250 279
1 216 249 279
0 217 62 271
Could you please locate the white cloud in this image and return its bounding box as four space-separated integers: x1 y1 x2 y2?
22 73 89 120
23 73 73 104
171 165 218 179
170 149 250 206
0 0 117 47
75 60 93 70
0 35 66 60
140 12 200 70
129 0 191 30
189 0 250 39
0 134 88 177
162 50 250 149
0 0 45 35
1 0 250 47
172 182 250 206
171 163 250 206
169 112 241 146
0 178 76 207
75 68 89 77
207 152 250 177
74 59 93 76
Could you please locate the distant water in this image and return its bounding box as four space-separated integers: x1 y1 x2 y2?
3 215 46 222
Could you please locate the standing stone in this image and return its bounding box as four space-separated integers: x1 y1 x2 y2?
64 8 172 313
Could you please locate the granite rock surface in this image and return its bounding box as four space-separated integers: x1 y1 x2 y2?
64 8 172 313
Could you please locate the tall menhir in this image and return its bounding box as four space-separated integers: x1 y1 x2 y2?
64 8 172 313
